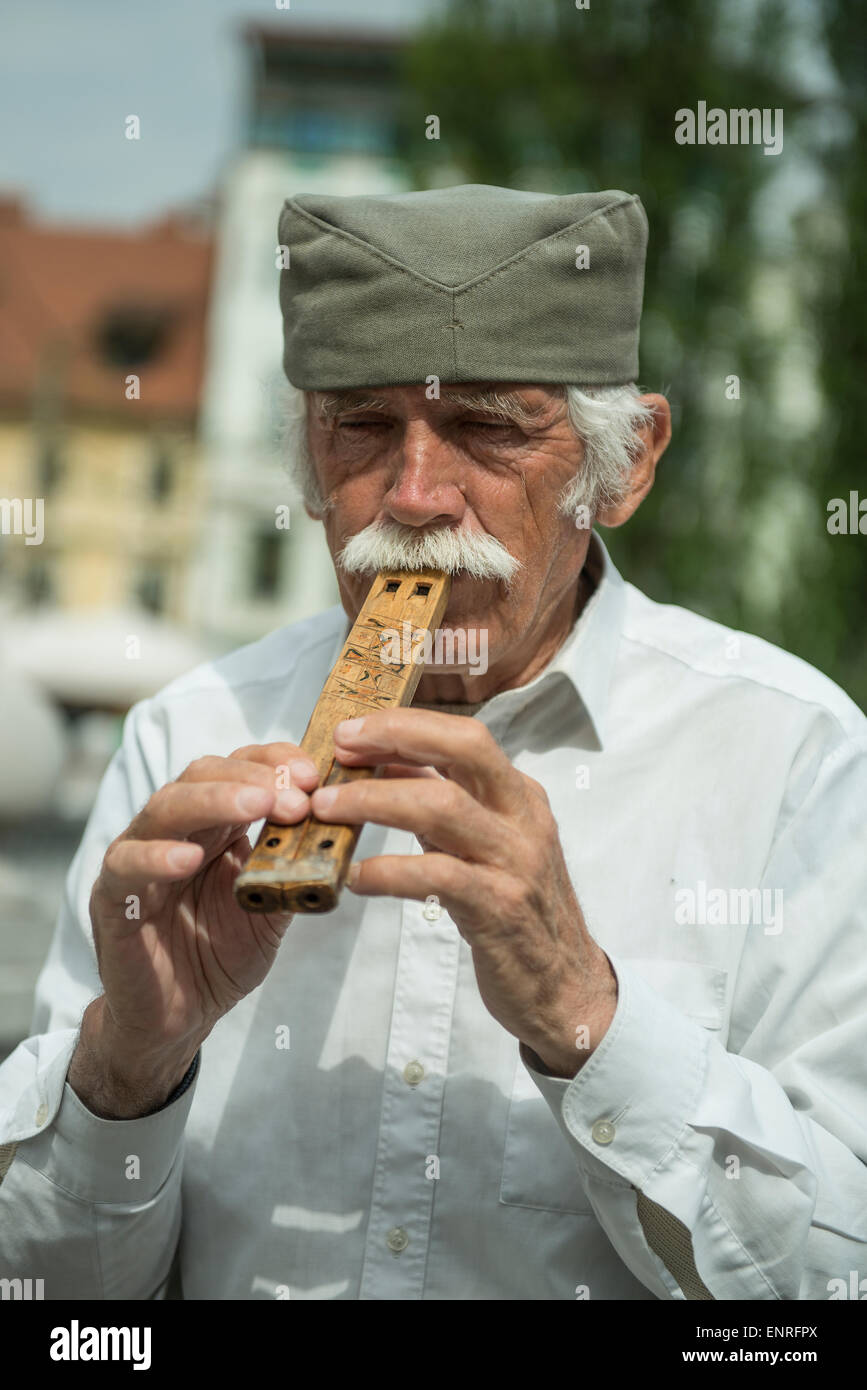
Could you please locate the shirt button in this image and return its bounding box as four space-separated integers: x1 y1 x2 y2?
386 1227 409 1254
422 895 442 921
35 1103 48 1126
403 1061 425 1086
591 1119 616 1145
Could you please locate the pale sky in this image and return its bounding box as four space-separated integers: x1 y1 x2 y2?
0 0 439 227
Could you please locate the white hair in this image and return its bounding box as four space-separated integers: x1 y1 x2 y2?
275 378 655 523
559 385 656 517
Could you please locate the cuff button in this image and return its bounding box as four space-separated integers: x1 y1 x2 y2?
591 1119 615 1145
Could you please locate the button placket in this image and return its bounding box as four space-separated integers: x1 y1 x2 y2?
359 857 459 1300
386 1227 409 1254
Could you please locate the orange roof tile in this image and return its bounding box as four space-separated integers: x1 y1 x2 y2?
0 196 214 425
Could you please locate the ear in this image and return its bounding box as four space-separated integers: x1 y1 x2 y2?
595 393 671 528
304 502 323 522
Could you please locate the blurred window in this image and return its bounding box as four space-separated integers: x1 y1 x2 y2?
150 443 173 502
136 569 165 614
23 561 53 605
36 439 64 496
95 305 171 368
250 527 283 599
253 107 394 155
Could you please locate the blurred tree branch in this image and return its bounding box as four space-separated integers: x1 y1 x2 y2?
397 0 866 709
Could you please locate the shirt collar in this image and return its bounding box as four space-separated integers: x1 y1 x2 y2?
475 529 627 750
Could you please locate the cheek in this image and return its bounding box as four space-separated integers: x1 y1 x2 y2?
472 470 566 551
321 466 389 526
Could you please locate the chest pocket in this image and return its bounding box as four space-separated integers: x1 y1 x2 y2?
499 959 728 1216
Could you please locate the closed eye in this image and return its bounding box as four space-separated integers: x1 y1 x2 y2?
462 418 522 433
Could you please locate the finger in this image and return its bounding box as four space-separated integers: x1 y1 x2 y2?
227 743 320 790
310 776 509 864
177 754 318 799
378 763 443 781
98 837 207 895
346 851 499 924
129 780 308 844
331 709 518 813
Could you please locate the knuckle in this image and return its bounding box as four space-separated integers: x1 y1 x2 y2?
496 880 527 921
524 774 550 805
96 844 117 885
468 721 504 766
430 780 458 815
359 710 389 742
472 721 497 751
97 839 129 893
184 755 216 779
262 742 304 763
141 784 168 816
350 781 374 813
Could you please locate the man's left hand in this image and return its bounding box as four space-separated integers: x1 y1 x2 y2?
310 709 618 1079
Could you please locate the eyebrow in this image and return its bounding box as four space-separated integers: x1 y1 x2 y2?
439 387 551 428
315 387 555 429
315 392 390 421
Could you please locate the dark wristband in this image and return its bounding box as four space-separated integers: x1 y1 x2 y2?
157 1050 200 1111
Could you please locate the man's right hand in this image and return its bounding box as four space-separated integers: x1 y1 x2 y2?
67 743 319 1118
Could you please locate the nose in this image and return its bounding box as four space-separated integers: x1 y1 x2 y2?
381 419 466 529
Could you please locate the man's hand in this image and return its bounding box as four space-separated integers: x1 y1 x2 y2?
69 743 319 1117
312 710 617 1079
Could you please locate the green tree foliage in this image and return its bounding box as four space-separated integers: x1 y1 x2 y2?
397 0 866 707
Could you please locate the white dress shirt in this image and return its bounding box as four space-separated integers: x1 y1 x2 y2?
1 531 866 1301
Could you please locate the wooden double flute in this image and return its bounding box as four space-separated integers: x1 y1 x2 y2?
233 567 452 915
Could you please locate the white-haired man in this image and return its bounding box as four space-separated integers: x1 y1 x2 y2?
1 186 865 1303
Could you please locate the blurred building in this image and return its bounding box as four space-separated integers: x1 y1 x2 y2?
0 196 219 1057
189 26 412 646
0 194 214 623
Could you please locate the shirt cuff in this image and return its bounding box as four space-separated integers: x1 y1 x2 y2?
14 1052 201 1205
520 952 711 1196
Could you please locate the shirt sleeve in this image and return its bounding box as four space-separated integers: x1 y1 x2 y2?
0 695 194 1300
521 727 867 1301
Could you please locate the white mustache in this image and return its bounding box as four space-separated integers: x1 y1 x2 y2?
337 518 520 584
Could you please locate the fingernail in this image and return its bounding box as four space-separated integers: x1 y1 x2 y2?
313 786 337 812
237 787 269 817
288 758 318 780
347 861 361 887
335 717 365 742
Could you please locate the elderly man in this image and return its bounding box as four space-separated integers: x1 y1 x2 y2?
1 185 865 1302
